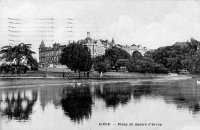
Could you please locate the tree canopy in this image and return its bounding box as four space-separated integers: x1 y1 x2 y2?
93 55 110 73
144 38 200 74
105 46 130 70
0 43 36 74
60 42 92 78
132 50 142 60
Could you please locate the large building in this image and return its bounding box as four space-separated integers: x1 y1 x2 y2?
39 40 66 67
82 32 148 56
115 44 148 55
79 32 114 58
38 32 148 67
84 32 111 57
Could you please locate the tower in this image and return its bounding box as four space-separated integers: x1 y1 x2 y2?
39 40 46 64
40 40 46 49
111 37 115 45
87 32 90 37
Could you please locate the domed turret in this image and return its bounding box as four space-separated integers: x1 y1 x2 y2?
85 32 92 43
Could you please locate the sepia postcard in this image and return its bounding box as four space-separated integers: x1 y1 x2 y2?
0 0 200 130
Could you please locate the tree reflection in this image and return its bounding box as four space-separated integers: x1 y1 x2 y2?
190 103 200 114
132 85 153 99
131 80 200 115
61 85 92 123
96 83 131 108
158 80 200 114
173 94 200 114
1 90 38 120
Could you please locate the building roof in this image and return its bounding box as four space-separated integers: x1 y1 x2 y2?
40 40 46 48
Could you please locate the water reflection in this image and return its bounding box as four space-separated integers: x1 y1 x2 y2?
131 79 200 115
61 85 93 123
95 83 132 108
1 79 200 128
0 89 38 120
132 85 153 100
39 86 63 110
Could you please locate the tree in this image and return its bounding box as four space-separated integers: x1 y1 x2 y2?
126 59 136 72
132 50 142 60
126 57 168 74
93 56 110 74
147 38 200 74
105 46 130 71
28 58 39 71
0 45 13 62
115 59 129 71
0 43 36 74
60 42 92 78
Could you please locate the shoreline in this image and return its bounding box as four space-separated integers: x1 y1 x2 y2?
0 73 193 89
0 71 193 80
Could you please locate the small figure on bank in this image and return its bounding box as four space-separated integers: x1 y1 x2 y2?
100 72 103 78
67 72 70 78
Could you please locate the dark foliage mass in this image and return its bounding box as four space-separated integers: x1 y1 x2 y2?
61 86 92 123
94 45 168 74
125 38 200 74
146 38 200 74
0 43 38 74
125 50 168 74
0 64 29 75
93 55 110 73
104 46 130 70
60 41 92 78
126 57 168 74
132 50 143 60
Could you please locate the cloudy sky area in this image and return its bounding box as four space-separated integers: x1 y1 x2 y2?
0 0 200 59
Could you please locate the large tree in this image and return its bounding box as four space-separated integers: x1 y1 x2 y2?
105 46 130 71
132 50 142 60
93 55 110 74
60 42 92 78
147 38 200 74
0 43 36 74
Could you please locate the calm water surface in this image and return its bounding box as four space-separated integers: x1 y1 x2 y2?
0 79 200 130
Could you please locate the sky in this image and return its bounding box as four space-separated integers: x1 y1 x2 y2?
0 0 200 59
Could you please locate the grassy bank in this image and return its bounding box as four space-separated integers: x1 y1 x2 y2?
0 70 168 79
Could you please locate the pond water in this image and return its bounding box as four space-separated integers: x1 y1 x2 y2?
0 78 200 130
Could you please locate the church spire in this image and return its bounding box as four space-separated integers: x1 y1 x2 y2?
111 37 115 44
40 40 45 48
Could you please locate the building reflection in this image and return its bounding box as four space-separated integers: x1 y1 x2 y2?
0 89 38 120
95 83 132 108
39 86 63 110
60 85 93 123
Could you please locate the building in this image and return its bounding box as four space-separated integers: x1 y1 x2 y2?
80 32 114 58
115 44 148 55
38 32 148 67
83 32 148 57
39 40 66 67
